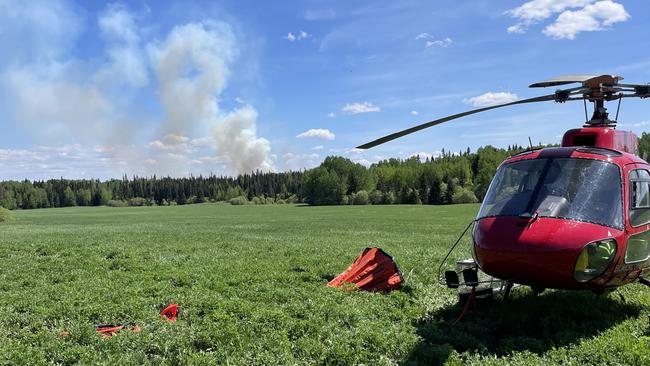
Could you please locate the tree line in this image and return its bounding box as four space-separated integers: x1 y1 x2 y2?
3 133 650 210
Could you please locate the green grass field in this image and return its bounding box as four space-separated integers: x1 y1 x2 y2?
1 204 649 365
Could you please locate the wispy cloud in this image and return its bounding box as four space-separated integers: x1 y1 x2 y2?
296 129 335 140
463 92 518 107
415 33 452 48
341 102 380 114
303 9 336 21
617 121 650 128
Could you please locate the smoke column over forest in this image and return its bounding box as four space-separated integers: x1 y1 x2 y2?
150 21 273 175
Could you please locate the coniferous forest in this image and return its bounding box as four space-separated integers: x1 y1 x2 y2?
2 133 650 210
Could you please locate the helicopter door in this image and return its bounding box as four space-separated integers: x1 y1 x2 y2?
624 165 650 266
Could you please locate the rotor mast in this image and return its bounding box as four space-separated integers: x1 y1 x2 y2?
586 99 614 127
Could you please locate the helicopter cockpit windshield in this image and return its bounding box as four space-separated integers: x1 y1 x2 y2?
478 158 623 229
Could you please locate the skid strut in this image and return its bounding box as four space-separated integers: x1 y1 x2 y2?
640 277 650 288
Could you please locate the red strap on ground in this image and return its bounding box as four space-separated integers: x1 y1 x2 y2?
95 324 141 338
95 324 125 338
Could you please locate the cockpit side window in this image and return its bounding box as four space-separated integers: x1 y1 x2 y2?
629 169 650 227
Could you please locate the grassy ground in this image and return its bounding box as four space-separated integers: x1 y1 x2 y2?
0 204 648 365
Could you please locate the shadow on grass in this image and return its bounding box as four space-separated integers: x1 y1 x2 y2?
403 290 643 365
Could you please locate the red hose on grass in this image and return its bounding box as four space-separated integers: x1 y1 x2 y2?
453 287 475 324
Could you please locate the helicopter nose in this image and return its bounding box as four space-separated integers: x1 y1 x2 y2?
473 216 621 289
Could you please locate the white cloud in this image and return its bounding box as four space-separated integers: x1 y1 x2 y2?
507 24 526 34
506 0 629 39
0 144 145 180
163 134 189 144
148 140 167 150
463 92 519 107
410 110 419 115
190 136 214 147
167 152 186 161
507 0 595 23
327 112 336 118
296 129 335 140
415 33 452 48
284 31 311 42
282 152 321 171
543 1 630 39
148 136 194 154
341 102 380 114
312 145 324 150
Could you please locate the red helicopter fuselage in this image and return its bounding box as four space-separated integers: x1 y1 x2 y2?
473 127 650 291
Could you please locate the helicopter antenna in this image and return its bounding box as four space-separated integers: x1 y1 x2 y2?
528 136 533 149
357 74 650 150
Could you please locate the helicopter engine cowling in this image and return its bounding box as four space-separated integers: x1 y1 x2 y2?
562 127 638 155
473 216 624 290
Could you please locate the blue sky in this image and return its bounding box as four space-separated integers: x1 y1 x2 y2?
0 0 649 180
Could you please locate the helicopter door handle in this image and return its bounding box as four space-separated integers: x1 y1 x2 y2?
527 212 540 229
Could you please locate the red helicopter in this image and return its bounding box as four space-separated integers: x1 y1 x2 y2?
358 74 650 296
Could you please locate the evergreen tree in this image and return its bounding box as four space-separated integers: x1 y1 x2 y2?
63 187 76 207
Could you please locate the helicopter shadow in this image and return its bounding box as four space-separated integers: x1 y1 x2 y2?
402 290 643 365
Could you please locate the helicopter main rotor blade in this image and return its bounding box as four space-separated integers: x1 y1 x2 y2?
356 93 559 150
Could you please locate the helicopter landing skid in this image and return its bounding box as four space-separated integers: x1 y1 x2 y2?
639 277 650 288
502 281 514 302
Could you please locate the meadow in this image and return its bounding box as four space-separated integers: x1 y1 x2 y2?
0 204 648 365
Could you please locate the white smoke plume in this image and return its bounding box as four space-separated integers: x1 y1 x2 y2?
213 106 273 174
149 21 236 135
97 3 148 87
149 21 273 174
0 2 275 178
